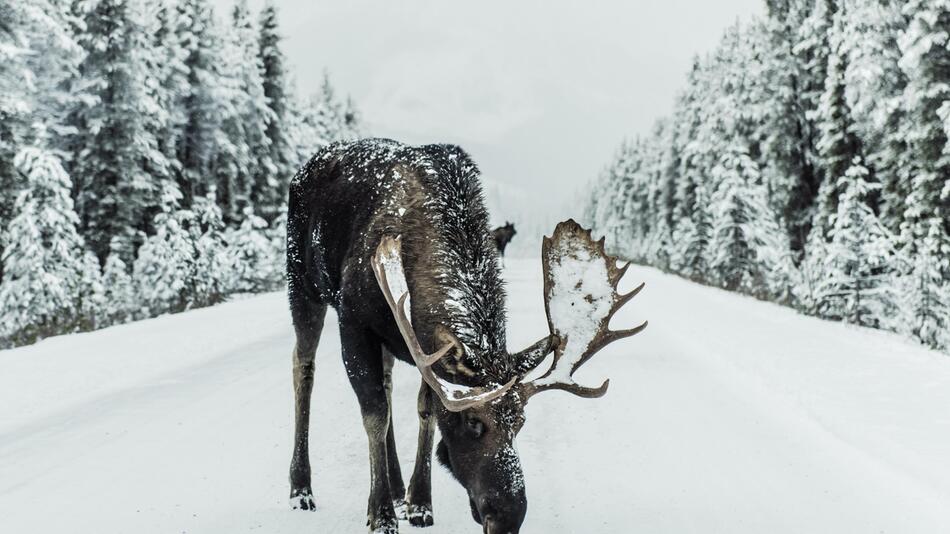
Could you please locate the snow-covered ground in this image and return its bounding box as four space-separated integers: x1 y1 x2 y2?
3 259 950 533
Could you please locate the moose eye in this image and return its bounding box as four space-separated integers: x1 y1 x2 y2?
465 417 485 438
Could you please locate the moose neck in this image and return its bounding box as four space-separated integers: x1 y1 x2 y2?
398 148 511 382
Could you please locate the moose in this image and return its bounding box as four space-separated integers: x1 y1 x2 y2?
491 222 516 257
286 138 646 533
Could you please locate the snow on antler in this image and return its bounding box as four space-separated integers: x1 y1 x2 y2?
521 219 647 399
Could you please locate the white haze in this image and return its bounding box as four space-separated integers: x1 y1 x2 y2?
214 0 764 251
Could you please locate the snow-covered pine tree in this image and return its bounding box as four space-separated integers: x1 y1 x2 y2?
133 183 196 316
815 159 897 327
0 1 27 255
642 125 674 270
706 147 756 292
76 250 105 331
0 0 82 282
190 189 230 307
794 225 830 314
257 0 293 219
101 238 137 326
215 0 275 225
308 75 339 146
213 9 252 226
669 61 714 281
175 0 222 207
758 0 822 254
671 175 712 283
0 147 89 347
67 0 169 263
812 3 867 239
896 0 950 249
138 0 186 219
795 0 836 123
671 59 704 221
293 78 366 152
150 0 189 196
899 217 950 349
611 141 644 260
225 207 282 293
706 145 788 296
838 0 907 237
235 0 275 220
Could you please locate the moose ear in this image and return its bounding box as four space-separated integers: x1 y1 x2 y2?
512 334 559 376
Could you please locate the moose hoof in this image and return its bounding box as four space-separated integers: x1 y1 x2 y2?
407 503 434 527
368 517 399 534
393 498 408 520
289 487 316 511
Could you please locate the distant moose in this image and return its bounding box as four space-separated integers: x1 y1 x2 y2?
286 138 647 534
491 222 516 257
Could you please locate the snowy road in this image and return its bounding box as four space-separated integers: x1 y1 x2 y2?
3 259 950 533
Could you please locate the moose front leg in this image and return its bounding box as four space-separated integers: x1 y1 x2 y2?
342 324 399 534
382 351 408 519
289 301 328 511
406 379 436 527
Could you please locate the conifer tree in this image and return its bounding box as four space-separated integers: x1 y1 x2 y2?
669 184 712 282
257 0 292 219
67 0 169 263
897 0 950 246
812 4 866 238
101 240 137 325
226 207 282 293
0 147 90 346
191 190 230 307
77 250 105 330
133 184 196 316
816 160 896 326
762 0 823 253
0 0 82 281
900 217 950 348
215 0 274 224
146 0 190 189
175 0 221 206
838 0 907 236
706 146 787 296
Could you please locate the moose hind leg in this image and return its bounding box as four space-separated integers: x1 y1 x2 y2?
406 379 436 527
289 301 328 511
382 351 408 520
342 324 399 533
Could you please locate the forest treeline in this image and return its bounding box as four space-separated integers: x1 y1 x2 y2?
0 0 361 348
585 0 950 352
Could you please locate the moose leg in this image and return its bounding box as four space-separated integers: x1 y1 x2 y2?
382 351 408 519
406 379 436 527
289 301 328 511
341 324 398 534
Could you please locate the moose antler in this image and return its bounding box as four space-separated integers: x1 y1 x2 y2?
371 235 516 412
521 220 647 400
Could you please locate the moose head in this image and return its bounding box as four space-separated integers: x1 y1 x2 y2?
371 219 647 533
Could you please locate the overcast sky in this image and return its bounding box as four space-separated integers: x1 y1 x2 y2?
216 0 763 233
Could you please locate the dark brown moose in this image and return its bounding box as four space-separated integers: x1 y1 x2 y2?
285 139 646 533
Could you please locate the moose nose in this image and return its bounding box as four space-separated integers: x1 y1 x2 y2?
477 491 525 534
483 515 520 534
